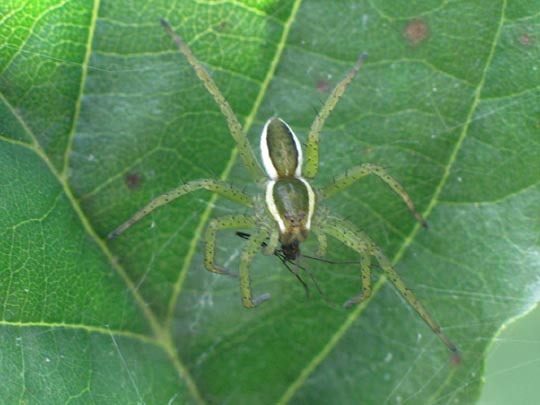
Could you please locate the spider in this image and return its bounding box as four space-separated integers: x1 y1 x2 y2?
109 19 460 361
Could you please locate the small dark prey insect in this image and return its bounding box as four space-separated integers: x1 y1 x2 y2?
109 19 460 362
235 231 338 306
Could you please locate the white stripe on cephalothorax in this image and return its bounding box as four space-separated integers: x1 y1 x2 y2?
260 118 303 180
264 177 316 234
264 180 286 233
298 176 316 230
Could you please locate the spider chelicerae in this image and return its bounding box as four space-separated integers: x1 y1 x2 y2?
109 19 459 362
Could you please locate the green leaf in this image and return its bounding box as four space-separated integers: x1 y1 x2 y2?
1 0 539 403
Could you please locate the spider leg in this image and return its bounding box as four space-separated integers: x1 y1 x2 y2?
342 254 372 307
108 179 251 239
372 247 460 363
204 214 256 275
304 52 367 179
160 19 264 181
320 215 459 361
261 228 280 256
313 228 328 257
320 163 427 227
238 227 272 308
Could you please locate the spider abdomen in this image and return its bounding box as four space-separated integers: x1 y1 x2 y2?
260 117 303 179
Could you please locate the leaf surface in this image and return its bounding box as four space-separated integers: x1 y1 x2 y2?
1 0 539 403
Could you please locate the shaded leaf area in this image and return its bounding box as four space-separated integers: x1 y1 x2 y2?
1 0 540 403
0 326 183 403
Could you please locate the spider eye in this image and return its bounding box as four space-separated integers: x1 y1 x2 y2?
284 212 306 225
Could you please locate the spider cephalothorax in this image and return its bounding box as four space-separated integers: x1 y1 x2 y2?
109 19 459 362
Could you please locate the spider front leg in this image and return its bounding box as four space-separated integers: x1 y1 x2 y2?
320 163 427 227
204 214 271 307
204 214 256 275
108 179 252 239
238 227 273 308
320 215 460 361
160 19 264 181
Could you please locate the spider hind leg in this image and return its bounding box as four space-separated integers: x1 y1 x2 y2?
343 254 372 308
320 215 460 360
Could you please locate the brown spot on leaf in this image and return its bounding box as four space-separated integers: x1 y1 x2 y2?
215 21 228 32
125 172 142 190
316 78 330 93
404 19 429 45
451 351 462 367
520 33 532 46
